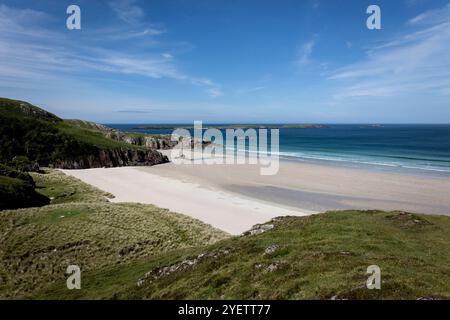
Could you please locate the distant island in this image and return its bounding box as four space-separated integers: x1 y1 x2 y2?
131 124 326 130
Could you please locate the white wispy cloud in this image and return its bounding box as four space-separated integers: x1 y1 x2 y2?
297 38 317 66
0 4 49 24
408 3 450 25
106 27 167 40
0 4 222 98
109 0 145 24
329 3 450 99
206 87 223 98
0 4 60 40
106 0 166 39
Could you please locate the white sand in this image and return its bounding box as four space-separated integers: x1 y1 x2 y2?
62 166 310 235
62 152 450 235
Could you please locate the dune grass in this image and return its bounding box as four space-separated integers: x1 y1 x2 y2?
37 210 449 300
107 210 449 300
0 170 228 299
1 169 449 300
31 169 113 204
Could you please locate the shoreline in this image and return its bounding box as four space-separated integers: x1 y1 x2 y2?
107 123 450 179
145 154 450 215
278 155 450 180
62 154 450 234
219 148 450 180
61 166 311 235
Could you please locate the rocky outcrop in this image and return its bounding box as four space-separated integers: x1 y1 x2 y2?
106 131 211 150
1 98 171 170
137 249 231 287
263 244 279 255
67 119 211 150
242 223 274 236
106 132 179 150
49 148 169 169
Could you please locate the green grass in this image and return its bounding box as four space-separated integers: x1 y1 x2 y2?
1 169 449 300
41 210 449 300
56 121 143 150
0 163 35 186
0 97 60 122
0 97 150 166
0 170 228 299
31 169 112 204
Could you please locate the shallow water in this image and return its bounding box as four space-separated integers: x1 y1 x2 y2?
107 124 450 177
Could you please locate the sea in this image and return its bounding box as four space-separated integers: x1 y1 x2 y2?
107 124 450 178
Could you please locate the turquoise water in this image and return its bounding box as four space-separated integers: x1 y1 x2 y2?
107 124 450 175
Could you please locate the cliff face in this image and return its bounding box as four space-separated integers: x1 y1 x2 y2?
106 132 179 150
1 98 172 169
66 119 212 151
49 148 168 169
0 97 211 170
102 129 211 150
66 120 180 150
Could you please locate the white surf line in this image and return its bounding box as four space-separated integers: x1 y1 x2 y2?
61 167 312 235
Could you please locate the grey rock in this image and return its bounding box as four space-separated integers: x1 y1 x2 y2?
49 148 169 169
266 262 281 272
243 223 274 236
264 244 279 255
136 249 231 286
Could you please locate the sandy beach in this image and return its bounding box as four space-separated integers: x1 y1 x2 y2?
61 164 309 235
61 151 450 235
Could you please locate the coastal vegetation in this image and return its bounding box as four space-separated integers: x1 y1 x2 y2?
0 163 49 210
1 97 449 300
0 170 449 299
0 97 168 170
123 210 448 300
0 169 228 299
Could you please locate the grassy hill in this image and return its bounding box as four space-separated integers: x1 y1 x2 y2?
0 97 167 167
0 97 168 210
41 210 448 300
0 170 449 299
0 170 228 299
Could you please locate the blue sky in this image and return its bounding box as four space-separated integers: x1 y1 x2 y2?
0 0 449 123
